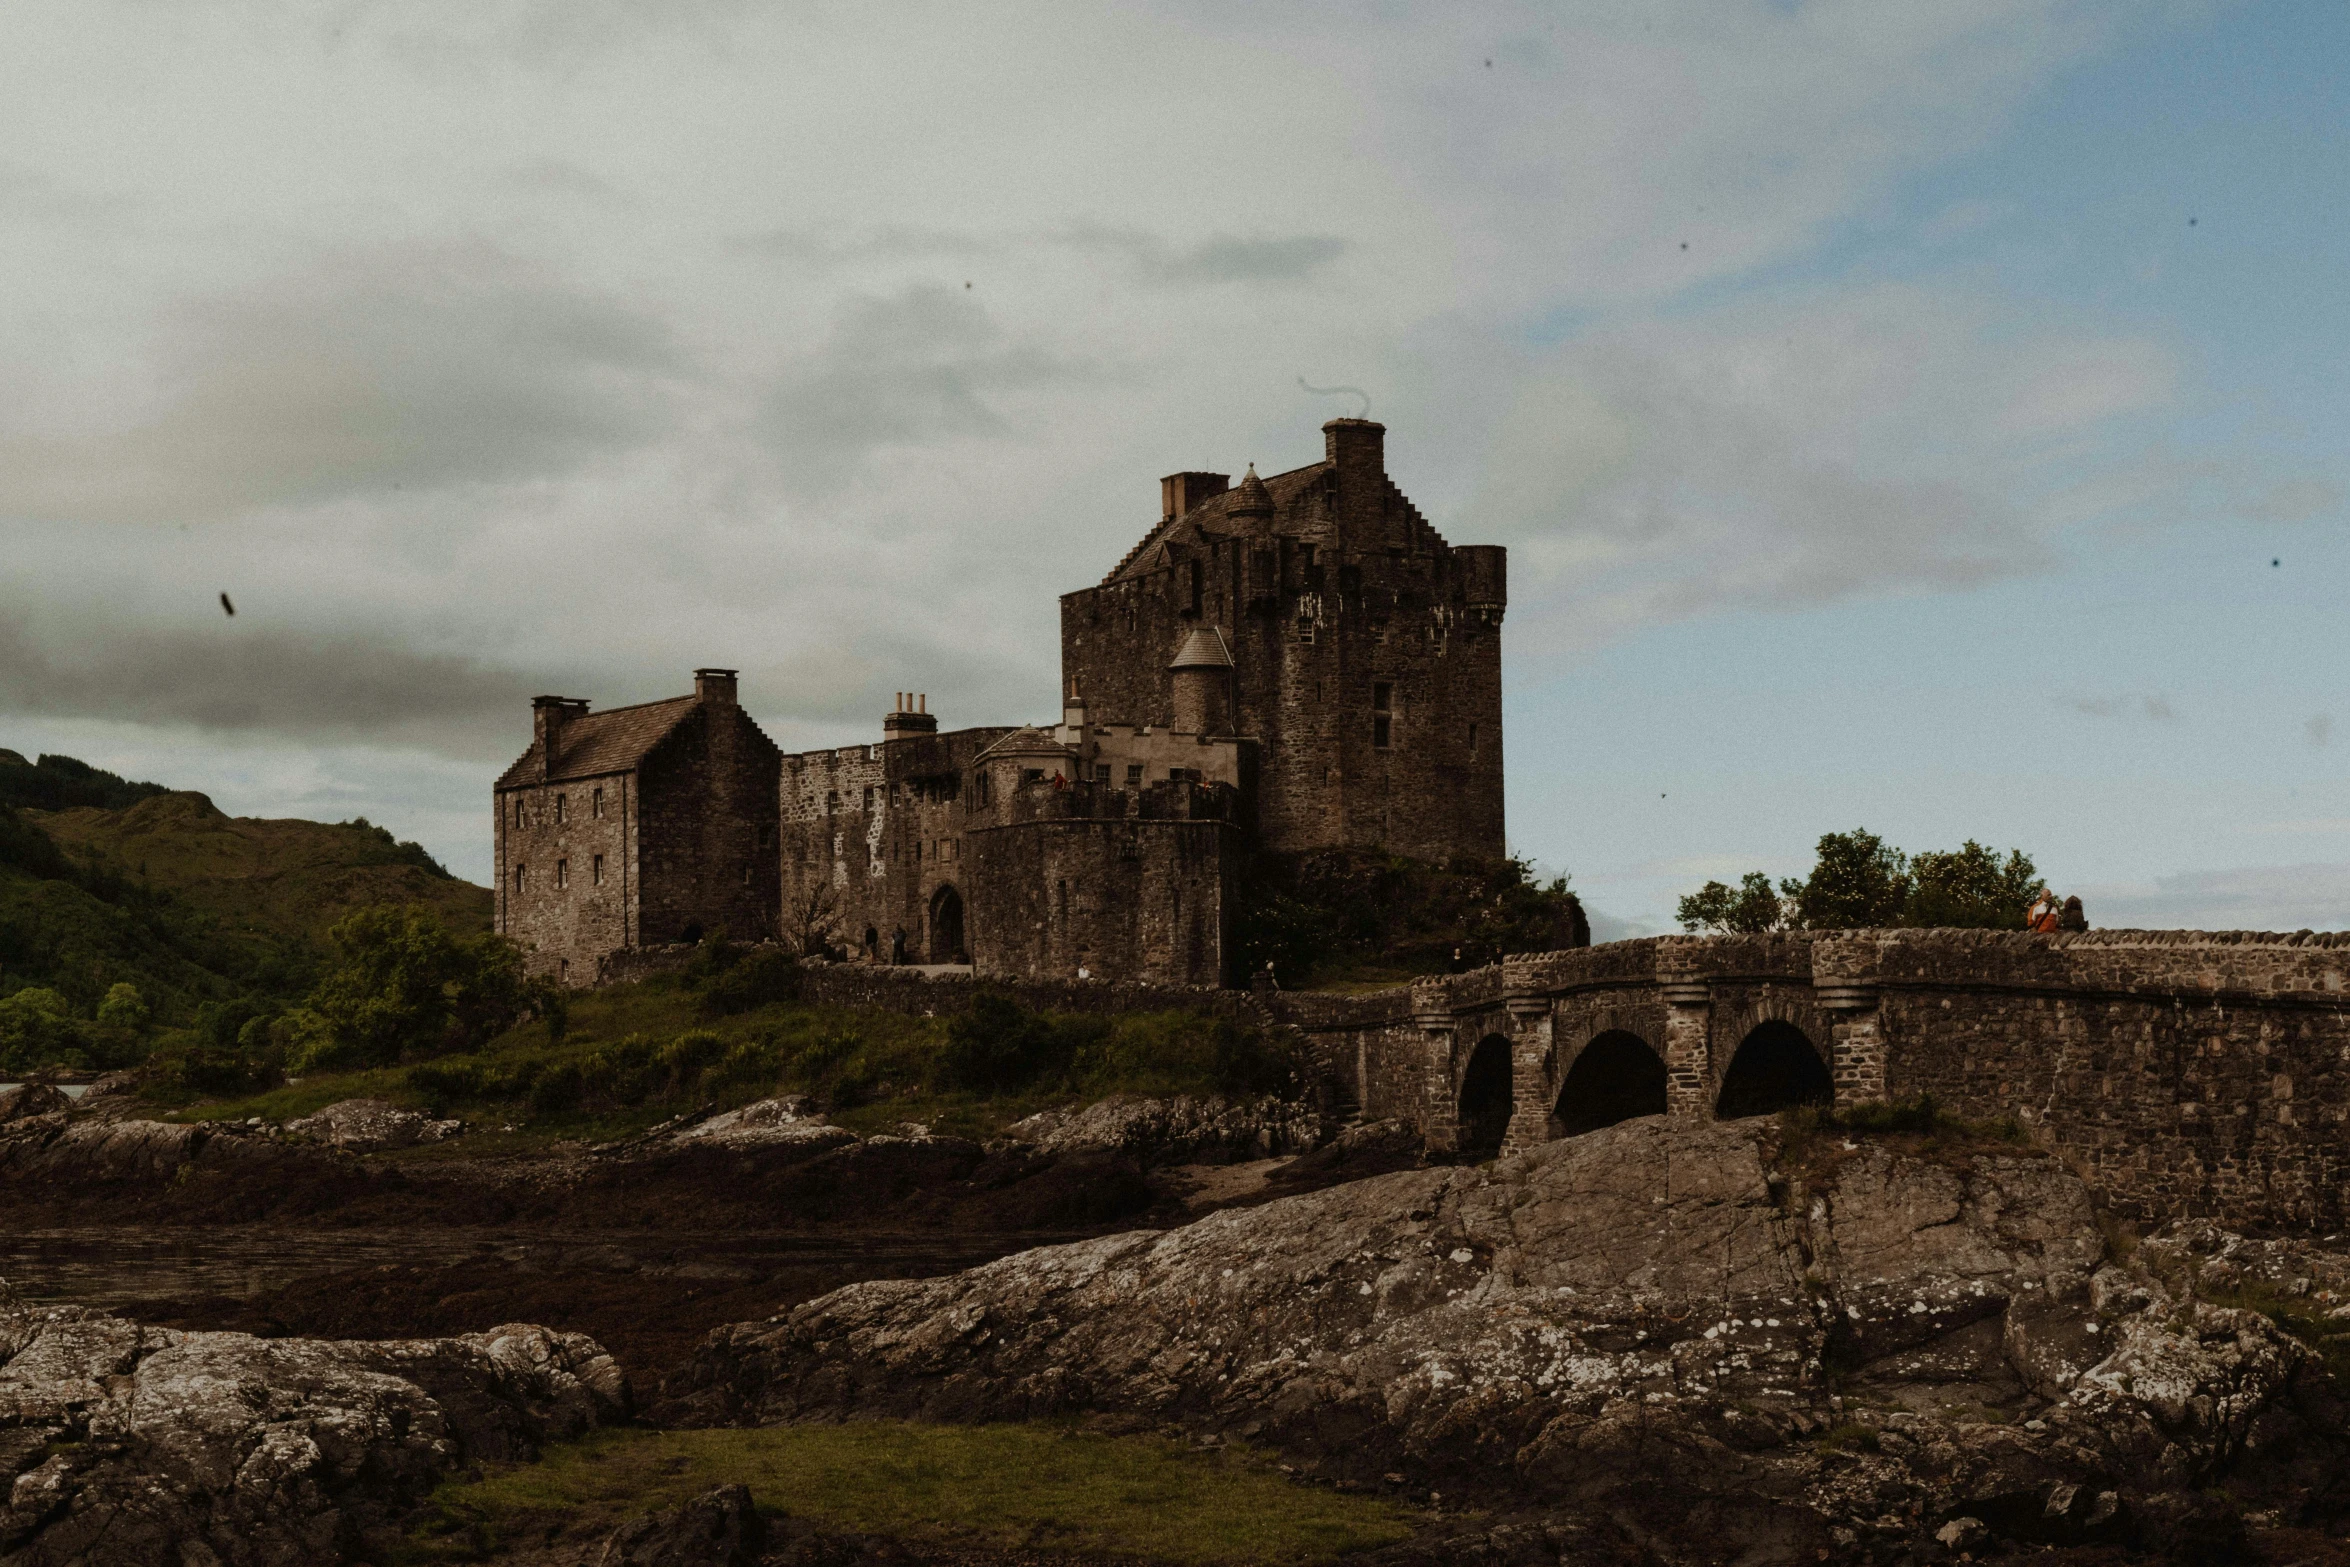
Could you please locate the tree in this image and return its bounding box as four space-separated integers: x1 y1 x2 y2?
1678 829 2046 934
1782 830 1911 930
287 905 553 1072
1904 841 2040 929
1676 872 1784 934
785 881 843 959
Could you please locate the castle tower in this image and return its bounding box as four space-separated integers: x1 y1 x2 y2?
1058 417 1506 863
1169 625 1233 735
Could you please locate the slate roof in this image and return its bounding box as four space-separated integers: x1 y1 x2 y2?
973 726 1075 764
1100 460 1329 586
1168 625 1234 670
494 695 699 790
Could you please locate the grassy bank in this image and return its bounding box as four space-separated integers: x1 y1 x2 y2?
406 1421 1415 1565
167 959 1296 1147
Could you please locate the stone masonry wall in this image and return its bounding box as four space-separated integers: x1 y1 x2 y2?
495 774 634 984
963 813 1241 987
633 704 781 948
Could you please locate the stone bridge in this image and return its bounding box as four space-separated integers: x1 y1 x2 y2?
1269 929 2350 1230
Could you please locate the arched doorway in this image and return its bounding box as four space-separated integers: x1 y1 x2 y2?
928 884 966 964
1715 1021 1832 1119
1457 1035 1515 1158
1554 1031 1667 1136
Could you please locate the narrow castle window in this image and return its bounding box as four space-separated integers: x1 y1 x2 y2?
560 958 569 983
1469 722 1479 758
592 854 605 886
1373 682 1393 749
863 785 874 812
513 864 528 894
555 793 566 823
1126 763 1143 788
1187 558 1203 618
556 858 568 890
592 786 603 819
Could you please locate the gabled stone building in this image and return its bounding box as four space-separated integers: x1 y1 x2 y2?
495 669 779 983
503 419 1506 987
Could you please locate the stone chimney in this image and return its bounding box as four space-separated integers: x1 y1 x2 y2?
1168 626 1233 735
1322 417 1385 474
1160 471 1230 525
532 695 588 779
693 668 738 705
883 691 938 736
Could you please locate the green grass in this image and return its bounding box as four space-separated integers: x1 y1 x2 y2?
1773 1095 2037 1186
406 1422 1416 1565
164 967 1289 1147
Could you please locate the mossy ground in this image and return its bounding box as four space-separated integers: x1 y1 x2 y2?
1770 1095 2038 1188
404 1422 1416 1565
165 970 1275 1148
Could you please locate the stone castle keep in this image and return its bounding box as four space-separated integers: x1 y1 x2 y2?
495 418 1506 986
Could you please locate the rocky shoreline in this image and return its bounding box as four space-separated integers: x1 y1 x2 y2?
5 1082 2348 1563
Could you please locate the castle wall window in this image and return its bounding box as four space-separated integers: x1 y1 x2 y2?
559 958 569 983
592 854 605 886
1126 763 1143 788
556 858 568 889
513 864 528 893
1373 682 1393 749
556 793 566 824
592 786 603 819
1469 722 1478 758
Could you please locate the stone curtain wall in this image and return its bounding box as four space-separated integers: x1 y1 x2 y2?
963 814 1241 987
495 773 634 983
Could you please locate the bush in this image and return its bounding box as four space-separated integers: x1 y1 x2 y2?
660 1029 727 1088
701 948 801 1017
293 905 555 1071
531 1061 584 1114
934 993 1076 1095
0 986 86 1073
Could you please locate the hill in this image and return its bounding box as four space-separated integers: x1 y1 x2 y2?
31 791 487 949
0 751 488 1062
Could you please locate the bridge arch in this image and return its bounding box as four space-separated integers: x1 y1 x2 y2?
1457 1034 1515 1159
1554 1030 1668 1136
1715 1020 1832 1120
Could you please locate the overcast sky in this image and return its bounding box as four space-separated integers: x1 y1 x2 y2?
3 1 2345 936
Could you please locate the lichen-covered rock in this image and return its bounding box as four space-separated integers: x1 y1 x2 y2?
670 1097 856 1153
668 1118 2347 1561
596 1483 764 1566
284 1097 462 1151
1003 1092 1323 1166
0 1284 625 1565
0 1085 71 1125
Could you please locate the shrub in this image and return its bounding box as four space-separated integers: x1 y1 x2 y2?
701 948 801 1017
530 1061 585 1114
934 993 1075 1095
292 905 557 1072
0 986 86 1074
660 1029 727 1088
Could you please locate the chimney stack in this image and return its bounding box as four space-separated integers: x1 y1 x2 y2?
883 691 938 736
693 668 738 706
532 695 588 779
1159 471 1230 525
1322 417 1385 474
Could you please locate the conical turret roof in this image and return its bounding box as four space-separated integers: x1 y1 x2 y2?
1168 625 1234 671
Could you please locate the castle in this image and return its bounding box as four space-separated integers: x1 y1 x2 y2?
495 418 1506 987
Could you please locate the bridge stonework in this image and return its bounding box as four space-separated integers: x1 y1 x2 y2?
1270 929 2350 1230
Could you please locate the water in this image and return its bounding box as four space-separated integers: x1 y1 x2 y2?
0 1226 1051 1310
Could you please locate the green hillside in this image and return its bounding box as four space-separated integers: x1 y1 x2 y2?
0 749 487 1074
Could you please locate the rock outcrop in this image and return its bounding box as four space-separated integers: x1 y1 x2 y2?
670 1097 857 1154
0 1084 71 1125
1003 1092 1323 1166
0 1279 625 1565
284 1097 463 1151
668 1117 2350 1562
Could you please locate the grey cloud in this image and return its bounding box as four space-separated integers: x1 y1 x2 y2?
2084 863 2350 934
1064 225 1349 287
0 613 550 760
2066 695 2178 722
2309 714 2333 749
2242 477 2341 524
759 285 1090 496
0 248 678 524
729 226 998 268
